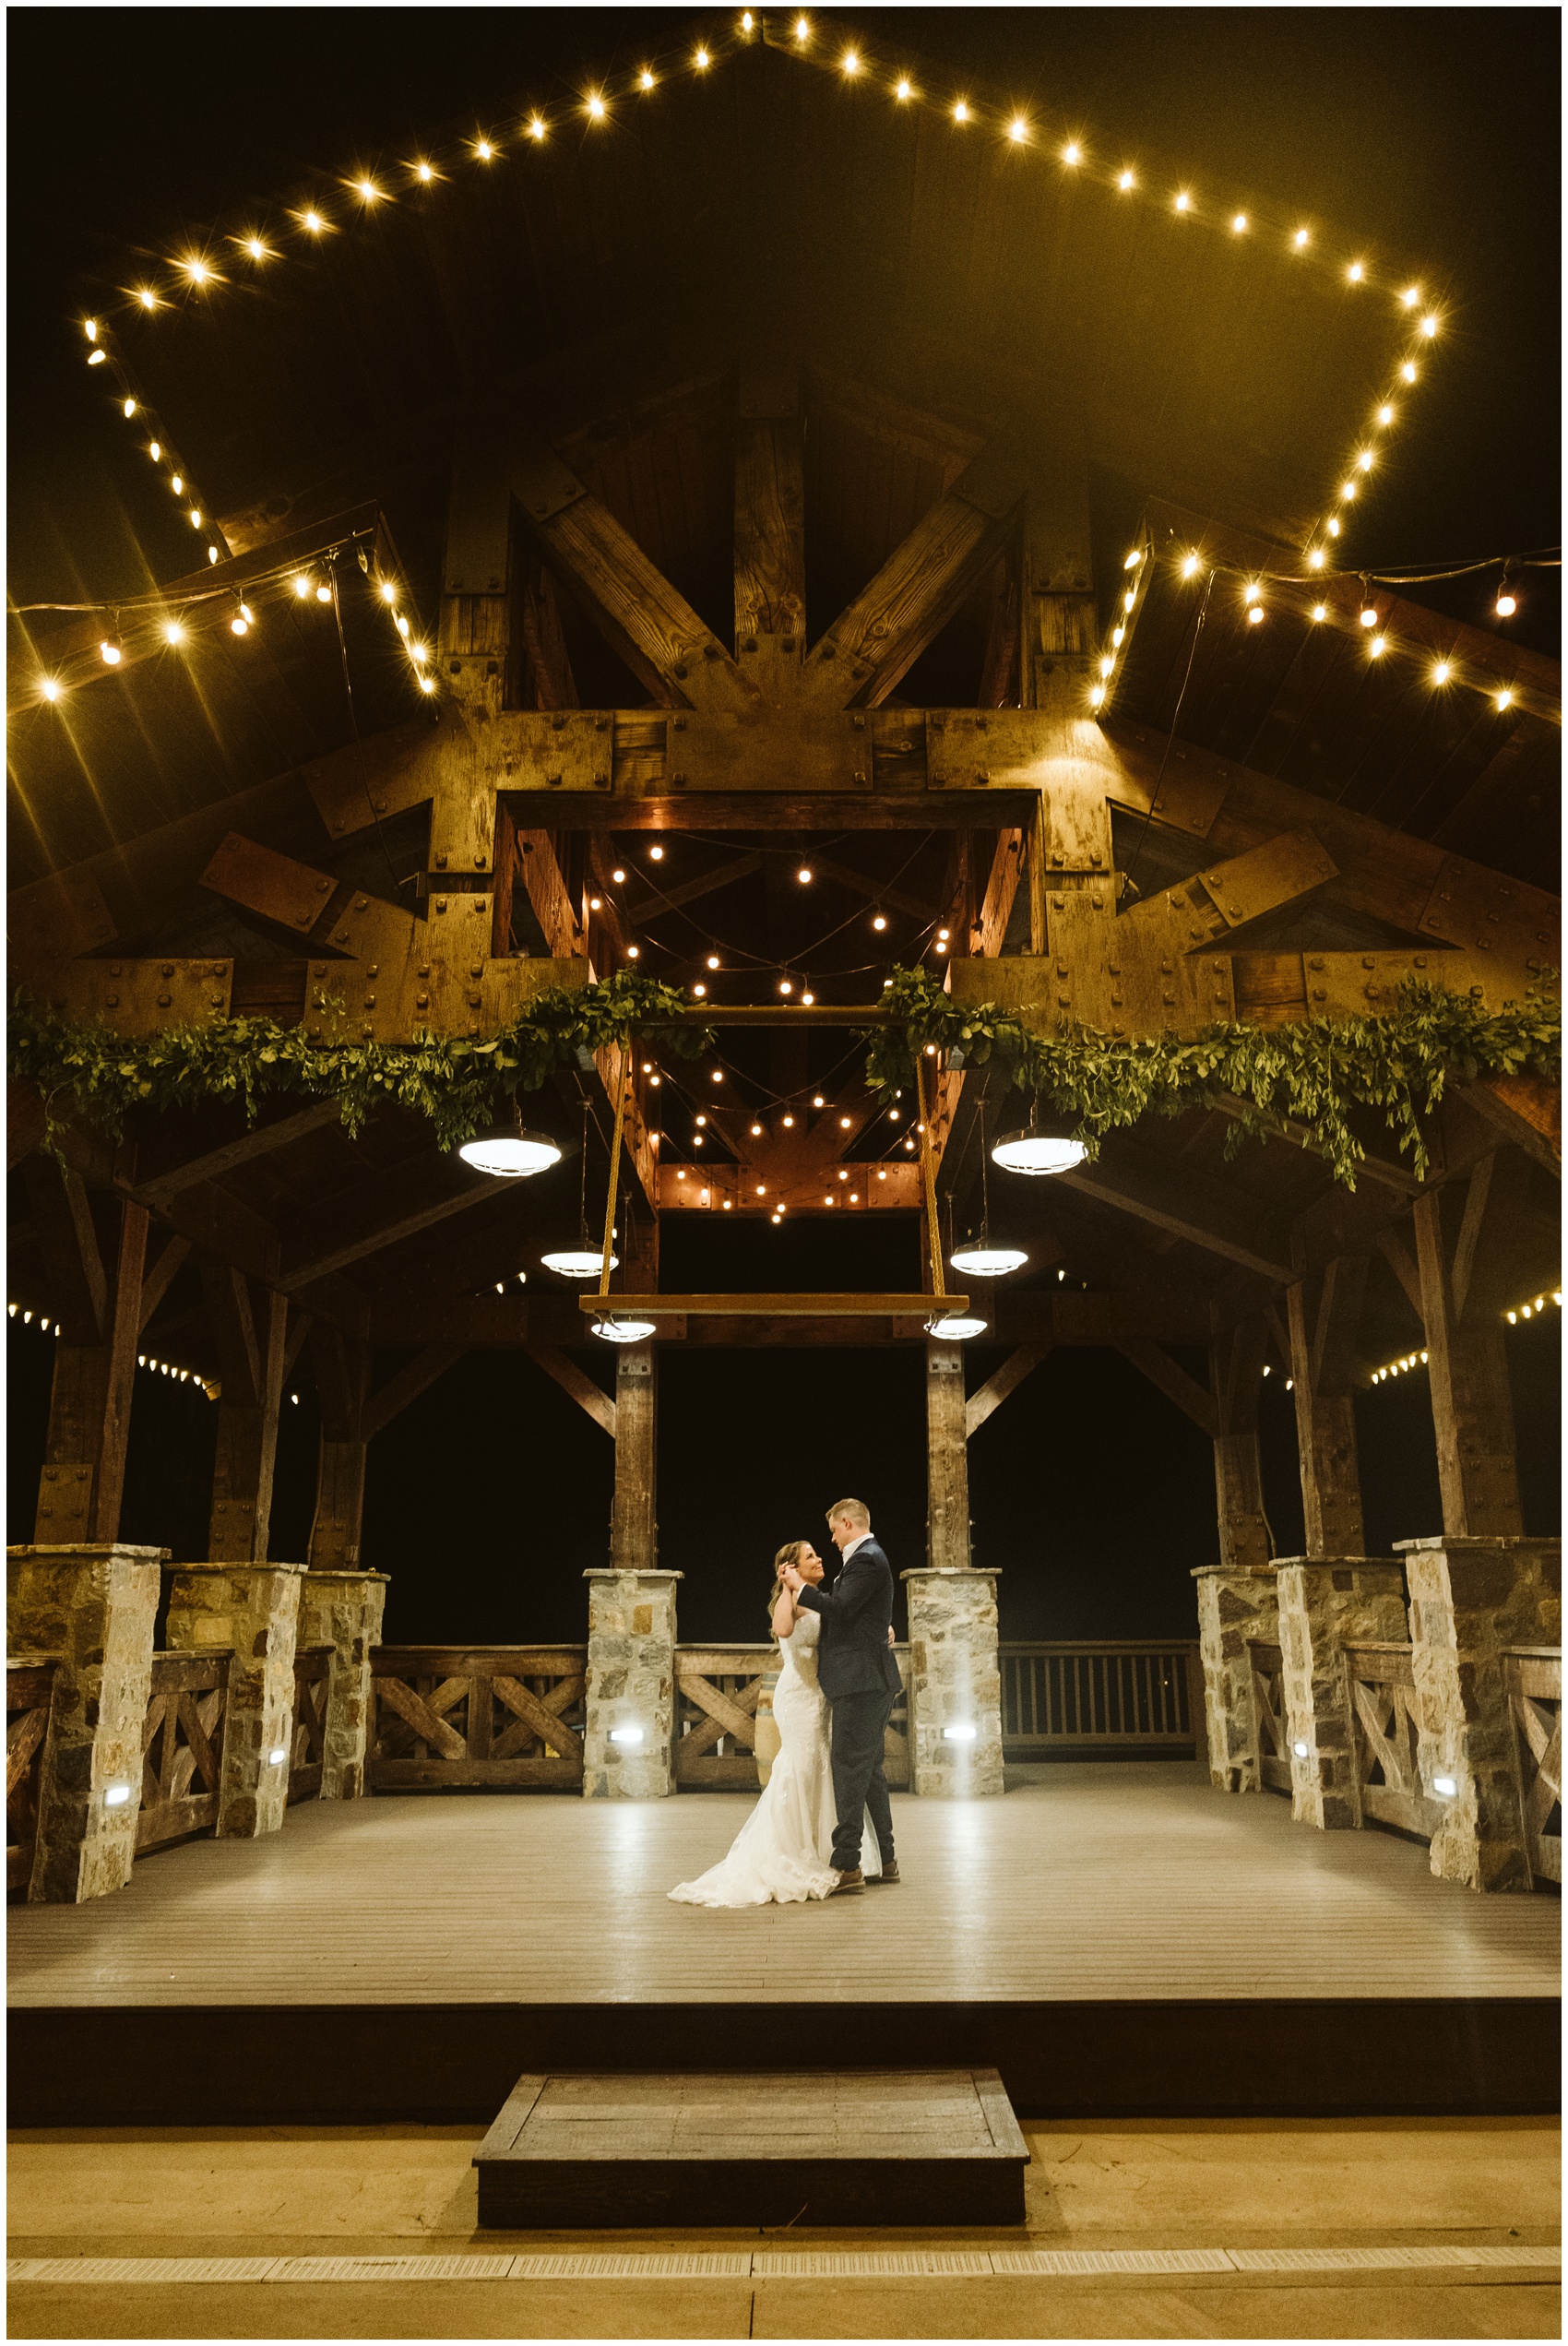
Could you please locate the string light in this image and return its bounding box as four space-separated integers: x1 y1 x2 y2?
1062 140 1081 164
1117 170 1134 191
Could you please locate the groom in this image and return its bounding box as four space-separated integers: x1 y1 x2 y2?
781 1497 902 1894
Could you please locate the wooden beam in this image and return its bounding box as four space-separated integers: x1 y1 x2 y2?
31 1197 148 1546
137 1233 192 1332
362 1345 466 1443
1059 1144 1296 1284
1208 1317 1272 1570
1285 1256 1368 1557
208 1282 288 1562
733 367 806 666
1376 1223 1425 1317
1115 1340 1220 1437
278 1162 506 1293
577 1292 969 1319
610 1345 657 1569
307 1325 369 1568
24 1160 109 1342
801 446 1026 709
925 1340 970 1567
802 855 933 924
1414 1180 1524 1536
1463 1072 1562 1176
135 1101 345 1205
528 1344 616 1437
965 1343 1051 1438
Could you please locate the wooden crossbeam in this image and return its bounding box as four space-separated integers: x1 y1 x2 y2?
527 1344 615 1437
965 1344 1051 1439
1115 1340 1220 1437
135 1101 344 1205
361 1344 466 1442
1059 1144 1296 1283
577 1292 968 1318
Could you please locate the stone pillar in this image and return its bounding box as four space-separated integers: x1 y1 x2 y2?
1398 1535 1561 1892
610 1345 658 1571
1285 1258 1368 1557
296 1568 387 1799
924 1341 971 1571
6 1543 163 1902
582 1566 680 1799
165 1562 306 1837
1275 1556 1408 1828
1192 1563 1278 1792
902 1568 1004 1796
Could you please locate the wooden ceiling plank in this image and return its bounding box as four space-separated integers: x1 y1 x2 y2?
136 1100 345 1205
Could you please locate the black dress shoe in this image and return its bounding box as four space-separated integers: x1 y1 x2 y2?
828 1867 865 1894
867 1859 900 1883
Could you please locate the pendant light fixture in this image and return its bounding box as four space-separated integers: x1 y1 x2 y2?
951 1093 1028 1277
542 1100 620 1277
591 1315 657 1343
456 1094 563 1178
992 1099 1087 1178
926 1312 989 1340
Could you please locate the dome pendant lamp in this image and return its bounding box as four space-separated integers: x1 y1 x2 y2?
456 1093 563 1179
992 1099 1088 1178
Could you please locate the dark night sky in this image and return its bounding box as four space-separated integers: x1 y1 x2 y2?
7 9 1561 1643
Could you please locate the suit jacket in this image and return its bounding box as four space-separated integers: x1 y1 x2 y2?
796 1537 903 1702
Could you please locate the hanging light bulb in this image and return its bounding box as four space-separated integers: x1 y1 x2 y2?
1360 582 1379 628
1495 570 1518 619
100 637 123 666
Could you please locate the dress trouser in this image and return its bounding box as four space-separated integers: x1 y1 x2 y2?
827 1687 897 1872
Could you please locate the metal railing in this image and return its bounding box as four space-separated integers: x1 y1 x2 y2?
999 1641 1202 1757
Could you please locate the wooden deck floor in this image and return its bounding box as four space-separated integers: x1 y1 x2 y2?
10 1765 1558 2009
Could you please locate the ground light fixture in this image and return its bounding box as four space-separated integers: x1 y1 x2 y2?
943 1723 979 1743
1431 1774 1458 1798
1292 1740 1310 1758
591 1316 658 1343
457 1122 562 1177
609 1725 645 1745
541 1249 619 1279
925 1314 989 1340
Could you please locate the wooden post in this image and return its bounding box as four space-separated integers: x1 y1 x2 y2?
611 1344 658 1571
6 1542 163 1901
28 1176 148 1546
1399 1535 1562 1890
203 1268 289 1562
733 365 805 675
307 1327 370 1569
1210 1319 1272 1573
165 1562 306 1838
924 1340 971 1571
1412 1156 1529 1536
1285 1256 1368 1556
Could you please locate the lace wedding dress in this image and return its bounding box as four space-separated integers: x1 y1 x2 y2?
668 1609 882 1907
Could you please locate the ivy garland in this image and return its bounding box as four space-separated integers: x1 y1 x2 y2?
10 962 1559 1192
862 967 1560 1188
9 971 713 1156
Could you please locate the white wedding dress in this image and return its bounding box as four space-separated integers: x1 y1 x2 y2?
668 1610 882 1907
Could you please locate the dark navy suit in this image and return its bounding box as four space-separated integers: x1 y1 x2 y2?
795 1535 901 1873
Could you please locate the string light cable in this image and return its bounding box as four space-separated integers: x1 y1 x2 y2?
71 15 1443 640
1093 539 1561 732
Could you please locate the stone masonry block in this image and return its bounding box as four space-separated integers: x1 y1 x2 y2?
901 1569 1004 1798
1192 1564 1278 1793
166 1563 306 1838
1275 1558 1408 1829
583 1568 680 1799
1396 1537 1561 1893
297 1569 387 1799
7 1544 164 1902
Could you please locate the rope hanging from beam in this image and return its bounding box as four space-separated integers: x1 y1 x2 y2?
916 1054 946 1303
597 1042 628 1302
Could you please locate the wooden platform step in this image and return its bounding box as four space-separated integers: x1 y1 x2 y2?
474 2068 1029 2230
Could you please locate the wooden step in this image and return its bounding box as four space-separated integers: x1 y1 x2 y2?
474 2067 1029 2229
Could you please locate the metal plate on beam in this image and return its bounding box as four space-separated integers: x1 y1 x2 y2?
1194 828 1338 933
497 711 613 794
202 833 336 936
1418 855 1561 972
16 959 233 1036
303 947 587 1043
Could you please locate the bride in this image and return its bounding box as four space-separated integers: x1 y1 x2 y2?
669 1539 882 1907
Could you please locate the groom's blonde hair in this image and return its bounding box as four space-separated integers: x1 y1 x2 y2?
826 1497 871 1530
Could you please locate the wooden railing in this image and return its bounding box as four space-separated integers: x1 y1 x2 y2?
674 1644 911 1791
7 1658 59 1899
1505 1647 1562 1888
138 1649 231 1854
1344 1641 1442 1843
1001 1641 1202 1757
288 1643 333 1806
1245 1638 1293 1794
368 1647 587 1791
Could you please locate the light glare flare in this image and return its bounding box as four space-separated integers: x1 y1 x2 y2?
1431 661 1452 685
1174 190 1191 212
1231 212 1248 232
1293 227 1310 247
1118 169 1134 191
1347 261 1365 282
1062 140 1082 164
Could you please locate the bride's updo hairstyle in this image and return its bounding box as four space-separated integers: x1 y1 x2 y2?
767 1540 809 1633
